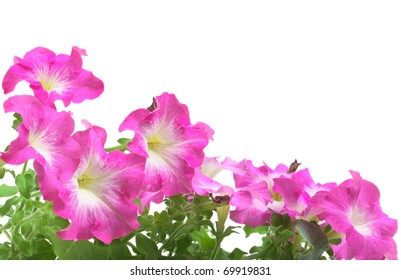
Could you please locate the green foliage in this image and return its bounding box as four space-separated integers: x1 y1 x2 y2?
0 184 18 198
0 196 20 217
15 173 35 199
243 225 268 237
48 235 111 260
295 219 329 260
135 233 160 259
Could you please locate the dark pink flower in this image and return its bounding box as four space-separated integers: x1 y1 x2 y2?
230 181 271 227
119 93 213 197
1 95 80 200
52 126 145 244
273 168 336 218
225 159 289 226
2 47 104 107
318 171 398 259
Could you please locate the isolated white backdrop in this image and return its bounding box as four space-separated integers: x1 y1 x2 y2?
0 0 400 273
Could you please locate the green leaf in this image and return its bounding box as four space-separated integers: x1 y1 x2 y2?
27 239 56 260
135 232 160 259
220 226 240 239
271 212 292 228
329 237 342 245
117 138 132 145
243 225 268 237
275 228 294 243
0 168 5 179
13 233 33 257
0 196 20 217
110 240 130 260
228 248 247 260
31 201 48 209
175 237 193 256
192 226 215 252
16 173 34 199
11 210 25 225
48 233 111 260
295 219 329 260
0 244 10 260
12 113 23 131
0 184 18 197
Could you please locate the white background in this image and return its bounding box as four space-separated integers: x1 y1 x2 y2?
0 0 400 277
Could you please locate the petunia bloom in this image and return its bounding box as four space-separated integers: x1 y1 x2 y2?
318 171 398 260
1 95 80 200
273 168 336 218
119 92 213 198
230 181 271 227
2 47 104 107
53 126 145 244
222 159 286 227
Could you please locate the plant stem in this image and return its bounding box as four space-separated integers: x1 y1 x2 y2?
14 209 43 229
209 234 223 260
21 161 28 175
30 190 42 198
2 229 12 242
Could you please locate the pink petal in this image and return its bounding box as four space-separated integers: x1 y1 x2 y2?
345 227 398 260
230 181 271 227
192 168 234 197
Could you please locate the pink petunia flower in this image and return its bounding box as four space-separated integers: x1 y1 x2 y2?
2 47 104 107
225 159 289 227
273 168 336 218
1 95 80 200
119 93 214 198
318 171 398 259
53 126 145 244
230 181 271 227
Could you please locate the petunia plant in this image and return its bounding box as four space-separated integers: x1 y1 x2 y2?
0 47 397 260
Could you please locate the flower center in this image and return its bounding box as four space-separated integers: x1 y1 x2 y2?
349 208 373 236
271 190 283 201
37 70 64 92
39 75 58 91
147 136 163 151
77 174 95 189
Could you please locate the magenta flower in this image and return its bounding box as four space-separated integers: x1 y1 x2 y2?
273 168 336 218
1 95 80 200
52 126 145 244
230 181 271 227
119 92 213 197
2 47 104 107
318 171 398 259
224 159 289 226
